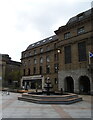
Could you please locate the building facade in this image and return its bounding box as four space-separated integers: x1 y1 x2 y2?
21 8 93 94
21 35 59 91
55 8 93 94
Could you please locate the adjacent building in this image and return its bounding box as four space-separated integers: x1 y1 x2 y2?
21 8 93 94
1 54 21 88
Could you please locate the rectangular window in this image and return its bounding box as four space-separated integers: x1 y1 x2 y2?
40 48 43 53
28 60 31 65
64 32 71 39
54 54 59 61
29 52 32 56
78 41 87 62
23 61 26 66
40 57 43 64
54 43 57 49
55 78 58 84
40 66 43 74
77 27 85 35
33 67 36 74
28 68 30 75
54 64 59 73
23 69 25 76
64 45 71 64
78 13 84 21
24 53 27 57
46 65 50 74
34 59 37 64
46 56 50 62
46 45 50 51
78 15 83 20
34 50 37 55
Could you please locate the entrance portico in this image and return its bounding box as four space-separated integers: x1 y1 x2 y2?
21 75 44 90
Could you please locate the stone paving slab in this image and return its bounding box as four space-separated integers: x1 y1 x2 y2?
0 92 92 119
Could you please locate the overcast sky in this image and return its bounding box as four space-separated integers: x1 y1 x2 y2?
0 0 92 62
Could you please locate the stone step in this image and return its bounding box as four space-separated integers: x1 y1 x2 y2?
22 93 78 100
18 96 82 104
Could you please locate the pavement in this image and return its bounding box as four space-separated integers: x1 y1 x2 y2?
0 91 92 119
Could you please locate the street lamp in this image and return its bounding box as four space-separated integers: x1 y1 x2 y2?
57 49 61 53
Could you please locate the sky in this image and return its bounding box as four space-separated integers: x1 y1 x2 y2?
0 0 92 62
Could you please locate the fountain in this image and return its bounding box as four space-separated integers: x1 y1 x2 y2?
43 77 53 95
18 77 82 104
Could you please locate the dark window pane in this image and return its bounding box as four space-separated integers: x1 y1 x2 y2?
78 41 87 61
23 69 25 76
54 43 57 49
46 65 50 74
40 66 43 74
54 54 59 61
28 68 30 75
64 45 71 64
55 78 58 84
64 32 71 39
33 67 36 74
77 27 85 35
54 64 59 73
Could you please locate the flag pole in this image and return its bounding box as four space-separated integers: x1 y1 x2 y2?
89 52 91 65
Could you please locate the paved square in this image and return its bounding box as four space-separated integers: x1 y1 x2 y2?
0 92 91 118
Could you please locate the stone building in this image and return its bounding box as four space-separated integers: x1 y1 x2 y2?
1 54 21 88
21 8 93 94
21 35 59 91
55 8 93 94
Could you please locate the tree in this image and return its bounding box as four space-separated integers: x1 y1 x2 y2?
5 69 22 89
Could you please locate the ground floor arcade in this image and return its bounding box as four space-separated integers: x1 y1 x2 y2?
58 69 93 94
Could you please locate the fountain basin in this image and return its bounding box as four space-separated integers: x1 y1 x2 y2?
18 93 82 104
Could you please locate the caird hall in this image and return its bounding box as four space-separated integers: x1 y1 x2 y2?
21 8 93 94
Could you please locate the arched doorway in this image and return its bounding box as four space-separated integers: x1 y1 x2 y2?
64 76 74 93
79 76 90 94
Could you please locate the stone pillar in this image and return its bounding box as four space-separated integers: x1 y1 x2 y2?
20 78 23 88
74 78 79 94
42 76 44 89
58 71 65 91
90 76 93 95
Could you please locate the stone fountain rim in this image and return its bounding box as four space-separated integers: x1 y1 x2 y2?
22 93 78 97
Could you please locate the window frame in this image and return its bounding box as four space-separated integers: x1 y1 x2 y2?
34 50 37 55
64 45 72 64
46 56 50 63
46 65 50 74
78 41 87 62
40 48 43 53
34 58 37 64
40 57 43 64
40 66 43 74
77 26 85 35
33 67 36 74
64 32 71 39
